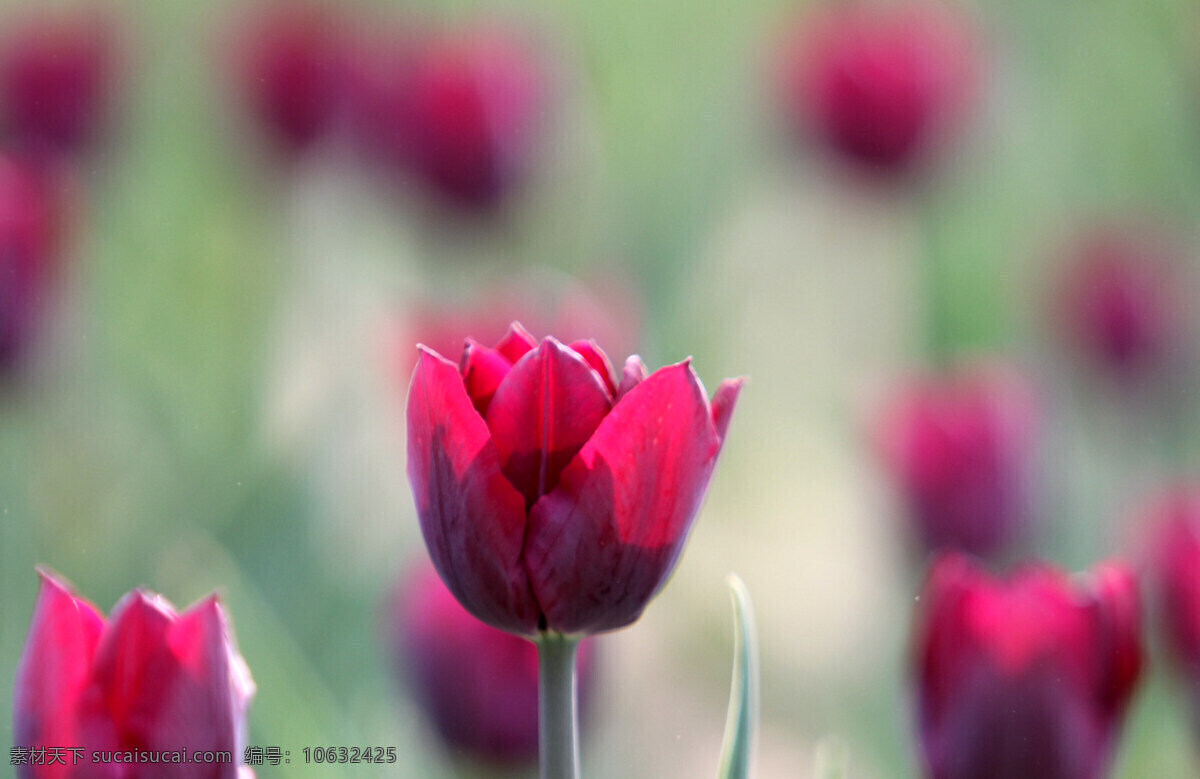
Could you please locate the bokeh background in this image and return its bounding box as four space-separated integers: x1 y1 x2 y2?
3 0 1200 776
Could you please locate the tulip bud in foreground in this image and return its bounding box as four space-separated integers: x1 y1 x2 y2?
875 367 1039 558
389 563 597 765
914 554 1143 779
13 570 256 778
1055 225 1186 384
0 155 62 379
358 27 547 212
777 0 976 177
406 322 742 636
0 10 117 159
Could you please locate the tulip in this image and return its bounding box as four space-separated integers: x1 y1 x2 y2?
1055 225 1185 382
914 553 1143 779
0 155 62 378
875 366 1039 558
0 10 117 158
407 322 741 638
389 563 597 765
231 2 350 155
1145 490 1200 714
13 570 256 778
358 27 546 211
777 1 976 176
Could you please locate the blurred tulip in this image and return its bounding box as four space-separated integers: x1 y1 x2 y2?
232 2 350 155
875 367 1039 558
778 1 976 176
13 570 256 778
389 563 596 765
914 553 1143 779
0 10 117 158
1056 225 1186 383
356 26 547 211
0 155 62 378
1145 490 1200 709
406 322 742 636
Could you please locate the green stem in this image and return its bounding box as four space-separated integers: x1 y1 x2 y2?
537 633 581 779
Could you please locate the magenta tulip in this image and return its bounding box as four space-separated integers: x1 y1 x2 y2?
914 554 1143 779
406 322 741 636
389 564 597 764
1056 225 1185 382
1145 489 1200 725
0 10 117 158
231 2 350 155
12 570 256 778
875 367 1039 557
0 155 62 377
357 27 546 211
778 1 976 176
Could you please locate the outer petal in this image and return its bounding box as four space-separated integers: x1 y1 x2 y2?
407 346 538 633
524 361 721 633
1085 563 1142 719
486 338 612 506
13 570 104 779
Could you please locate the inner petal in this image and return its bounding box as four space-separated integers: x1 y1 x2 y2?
486 338 612 506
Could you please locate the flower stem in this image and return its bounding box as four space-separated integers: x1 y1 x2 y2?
537 633 581 779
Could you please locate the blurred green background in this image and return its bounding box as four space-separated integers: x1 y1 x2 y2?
4 0 1200 775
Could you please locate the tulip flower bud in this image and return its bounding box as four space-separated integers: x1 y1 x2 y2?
914 554 1143 779
356 27 547 211
0 155 62 379
231 2 351 156
0 10 117 158
13 570 256 778
777 1 976 177
389 563 596 765
406 322 742 636
875 367 1039 558
1055 225 1186 383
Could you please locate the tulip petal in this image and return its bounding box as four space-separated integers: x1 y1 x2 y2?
525 361 721 633
13 571 104 769
81 591 178 738
495 321 537 363
408 346 539 634
460 339 514 416
1085 564 1142 716
711 378 745 444
569 339 617 397
486 338 612 506
616 355 648 401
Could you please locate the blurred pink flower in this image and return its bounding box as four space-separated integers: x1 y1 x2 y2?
0 9 118 158
354 25 547 211
0 155 63 378
914 553 1143 779
231 2 351 155
1144 489 1200 721
389 563 597 765
778 1 977 176
406 322 741 635
875 366 1039 557
1055 224 1186 383
13 570 256 778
